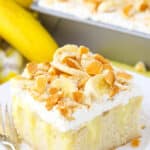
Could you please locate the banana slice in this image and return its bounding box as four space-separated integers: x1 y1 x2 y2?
53 45 79 62
84 74 110 101
50 76 78 98
80 53 93 69
52 45 90 77
51 62 88 77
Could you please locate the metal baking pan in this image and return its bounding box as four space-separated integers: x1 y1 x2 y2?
31 3 150 67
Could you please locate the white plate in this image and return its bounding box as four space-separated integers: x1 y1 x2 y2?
0 72 150 150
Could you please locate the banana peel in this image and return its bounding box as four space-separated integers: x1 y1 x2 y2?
14 0 33 8
0 0 58 62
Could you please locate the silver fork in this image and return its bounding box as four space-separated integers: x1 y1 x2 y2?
0 103 20 150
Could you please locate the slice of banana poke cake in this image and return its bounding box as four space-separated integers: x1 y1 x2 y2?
11 45 142 150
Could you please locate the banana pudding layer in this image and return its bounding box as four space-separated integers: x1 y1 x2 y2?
11 45 142 150
38 0 150 34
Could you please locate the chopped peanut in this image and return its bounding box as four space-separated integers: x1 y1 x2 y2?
86 61 103 75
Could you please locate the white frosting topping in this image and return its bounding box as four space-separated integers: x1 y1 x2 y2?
38 0 150 34
11 45 142 132
11 78 141 132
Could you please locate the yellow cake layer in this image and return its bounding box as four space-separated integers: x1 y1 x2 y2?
12 96 142 150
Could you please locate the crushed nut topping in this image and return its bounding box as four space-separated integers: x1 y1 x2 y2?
104 70 115 86
49 87 59 95
35 76 47 94
27 62 37 75
103 64 113 71
17 45 133 120
94 54 109 64
78 77 89 89
73 91 84 103
86 61 103 75
63 57 82 69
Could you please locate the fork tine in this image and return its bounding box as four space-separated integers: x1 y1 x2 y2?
5 104 12 140
0 104 6 138
0 105 3 136
5 104 19 144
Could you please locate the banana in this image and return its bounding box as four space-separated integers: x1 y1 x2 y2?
50 76 78 98
53 45 79 62
84 74 110 100
14 0 33 8
0 0 58 62
52 45 89 77
52 62 88 77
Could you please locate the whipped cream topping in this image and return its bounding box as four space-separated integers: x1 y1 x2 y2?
38 0 150 34
12 79 141 132
11 45 142 132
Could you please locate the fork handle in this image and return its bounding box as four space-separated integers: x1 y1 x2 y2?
0 141 16 150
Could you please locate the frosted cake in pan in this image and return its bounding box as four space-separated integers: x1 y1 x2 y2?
38 0 150 34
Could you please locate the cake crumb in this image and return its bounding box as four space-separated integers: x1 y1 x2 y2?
131 138 140 148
